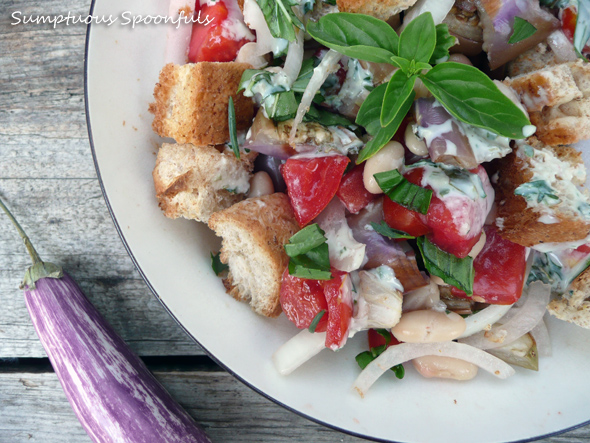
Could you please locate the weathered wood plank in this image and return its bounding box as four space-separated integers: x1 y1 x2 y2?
1 368 590 443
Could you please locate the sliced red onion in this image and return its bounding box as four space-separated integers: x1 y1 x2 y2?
254 154 287 192
352 341 515 397
348 200 427 292
547 30 578 63
314 199 366 273
459 281 551 350
475 0 560 70
530 318 552 357
414 98 478 169
272 330 327 375
458 304 514 339
290 50 343 142
164 0 197 64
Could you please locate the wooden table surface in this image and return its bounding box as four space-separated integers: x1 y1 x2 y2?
1 0 590 441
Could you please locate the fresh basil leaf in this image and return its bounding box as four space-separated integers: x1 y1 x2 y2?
356 91 414 163
356 83 388 136
413 61 432 72
255 0 304 42
509 17 537 44
575 0 590 57
227 97 240 159
211 251 229 276
381 70 416 126
374 170 432 214
371 221 415 239
430 23 456 64
291 58 317 92
307 13 399 64
398 12 436 63
417 236 474 295
515 180 560 204
308 309 326 333
238 69 266 93
371 344 387 358
285 223 328 256
355 351 374 369
392 363 405 379
305 106 355 127
267 90 299 121
390 55 412 72
324 0 336 4
421 62 531 138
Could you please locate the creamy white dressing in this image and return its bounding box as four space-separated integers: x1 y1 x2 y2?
324 58 373 110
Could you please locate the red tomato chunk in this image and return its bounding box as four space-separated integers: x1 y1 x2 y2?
281 155 350 227
451 225 526 305
336 164 377 214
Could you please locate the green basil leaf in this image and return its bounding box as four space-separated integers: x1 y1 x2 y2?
381 70 416 127
307 13 399 64
291 58 317 92
356 83 388 136
356 91 414 163
430 23 456 64
308 309 326 333
304 106 355 127
374 170 432 214
211 251 229 276
417 236 474 295
285 223 328 256
509 17 537 44
371 344 387 358
514 180 559 204
324 0 336 4
370 221 415 239
575 0 590 57
392 363 405 379
267 90 299 121
255 0 304 42
227 97 240 159
421 62 531 138
355 351 374 369
390 55 412 72
399 11 436 63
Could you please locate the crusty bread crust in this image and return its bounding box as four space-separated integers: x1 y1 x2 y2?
495 140 590 247
208 193 300 318
336 0 417 21
548 266 590 329
149 62 254 146
153 143 256 223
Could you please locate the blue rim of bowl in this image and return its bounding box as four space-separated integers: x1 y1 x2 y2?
82 2 590 442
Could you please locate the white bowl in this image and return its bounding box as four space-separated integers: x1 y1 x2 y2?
85 0 590 440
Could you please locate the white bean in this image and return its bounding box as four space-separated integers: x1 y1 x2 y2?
404 124 428 156
448 53 473 66
413 77 430 99
468 231 487 259
391 309 466 343
363 141 405 194
412 355 478 380
248 171 274 198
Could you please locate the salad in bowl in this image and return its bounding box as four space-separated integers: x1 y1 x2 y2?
147 0 590 396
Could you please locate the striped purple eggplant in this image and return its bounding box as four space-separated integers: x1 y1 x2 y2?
1 198 211 443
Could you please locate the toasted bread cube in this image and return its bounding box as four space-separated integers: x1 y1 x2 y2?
208 193 300 317
505 63 582 112
506 42 561 78
530 97 590 146
336 0 417 21
548 266 590 329
153 143 256 223
149 62 254 146
495 138 590 247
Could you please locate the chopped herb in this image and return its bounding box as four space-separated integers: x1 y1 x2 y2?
391 363 405 379
371 221 415 239
355 351 374 369
374 328 393 345
355 345 405 379
255 0 304 42
227 97 240 159
515 180 559 204
211 251 229 276
508 17 537 44
285 224 332 280
374 170 433 214
417 236 474 295
308 309 326 332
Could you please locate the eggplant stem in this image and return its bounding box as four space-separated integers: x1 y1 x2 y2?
0 197 42 265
